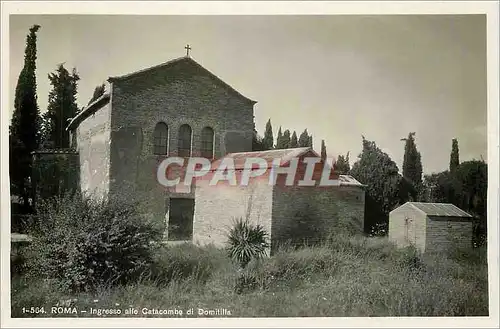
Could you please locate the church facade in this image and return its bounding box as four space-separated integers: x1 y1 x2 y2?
67 56 256 230
66 55 366 249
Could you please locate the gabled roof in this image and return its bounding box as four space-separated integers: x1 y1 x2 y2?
338 175 364 187
405 202 473 218
66 93 111 131
108 56 257 104
209 147 318 171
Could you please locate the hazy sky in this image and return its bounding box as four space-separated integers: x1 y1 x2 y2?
9 15 487 174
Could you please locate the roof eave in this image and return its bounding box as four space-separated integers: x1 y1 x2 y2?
66 93 111 131
107 57 258 105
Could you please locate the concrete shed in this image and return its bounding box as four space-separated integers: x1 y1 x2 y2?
192 147 366 253
388 202 474 253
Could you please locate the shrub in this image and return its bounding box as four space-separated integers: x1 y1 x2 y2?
25 192 163 292
391 245 424 272
226 218 270 269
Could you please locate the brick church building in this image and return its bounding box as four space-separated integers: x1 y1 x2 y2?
66 53 365 250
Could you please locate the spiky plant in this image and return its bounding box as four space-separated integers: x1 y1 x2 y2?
227 218 270 269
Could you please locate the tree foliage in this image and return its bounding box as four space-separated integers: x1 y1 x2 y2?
298 129 310 147
290 131 298 148
421 159 487 246
450 138 460 173
283 129 291 149
262 119 274 151
350 137 413 233
401 132 423 191
88 83 106 105
320 140 327 161
334 152 351 174
252 128 265 152
41 64 80 149
10 24 42 210
275 127 284 149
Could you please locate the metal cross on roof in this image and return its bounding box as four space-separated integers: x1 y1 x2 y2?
185 44 192 57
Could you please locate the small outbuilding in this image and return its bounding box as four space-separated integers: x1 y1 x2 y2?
192 147 366 253
388 202 474 253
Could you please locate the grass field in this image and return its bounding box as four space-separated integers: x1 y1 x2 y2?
11 234 489 318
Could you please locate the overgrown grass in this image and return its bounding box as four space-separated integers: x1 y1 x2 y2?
11 234 488 317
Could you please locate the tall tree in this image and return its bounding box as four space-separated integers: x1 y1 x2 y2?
290 131 298 148
334 152 351 174
320 140 327 161
401 132 423 198
282 129 291 149
298 129 309 147
275 127 284 149
262 119 274 150
450 138 460 173
9 24 42 209
252 127 265 152
422 160 488 246
308 135 313 148
350 137 411 233
41 64 80 149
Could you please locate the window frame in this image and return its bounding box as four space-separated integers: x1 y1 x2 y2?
153 122 169 155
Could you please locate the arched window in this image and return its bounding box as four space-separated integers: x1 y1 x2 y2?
153 122 168 155
200 127 214 159
178 124 192 157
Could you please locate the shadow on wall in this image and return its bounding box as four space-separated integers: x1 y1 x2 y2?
364 194 389 236
276 203 324 249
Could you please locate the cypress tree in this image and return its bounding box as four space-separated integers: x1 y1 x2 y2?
321 140 327 160
290 131 298 148
9 24 42 209
450 138 460 173
42 64 80 148
275 127 283 149
334 152 351 174
401 132 423 188
262 119 274 150
298 129 309 147
282 129 291 149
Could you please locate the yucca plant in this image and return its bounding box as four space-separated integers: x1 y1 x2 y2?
226 218 270 269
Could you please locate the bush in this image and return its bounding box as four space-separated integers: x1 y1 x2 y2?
25 192 163 293
391 246 424 272
226 218 270 269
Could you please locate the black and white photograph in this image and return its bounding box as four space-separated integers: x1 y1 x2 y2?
2 1 499 328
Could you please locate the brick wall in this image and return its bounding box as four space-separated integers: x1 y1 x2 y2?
75 102 112 198
425 217 473 253
271 185 365 251
193 179 273 249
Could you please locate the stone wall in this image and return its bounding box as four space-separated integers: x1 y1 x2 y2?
75 102 112 199
108 58 255 224
425 217 473 253
270 185 365 251
193 178 273 249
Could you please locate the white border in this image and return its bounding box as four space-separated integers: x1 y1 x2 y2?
1 1 499 328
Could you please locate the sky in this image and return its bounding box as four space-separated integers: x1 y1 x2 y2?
9 15 487 174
